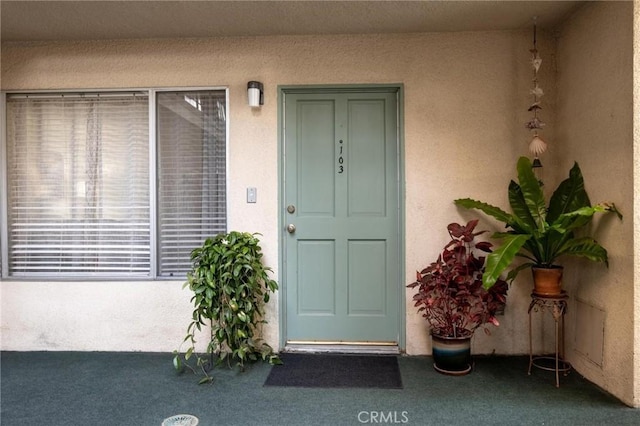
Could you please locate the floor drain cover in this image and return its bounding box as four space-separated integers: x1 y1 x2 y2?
162 414 199 426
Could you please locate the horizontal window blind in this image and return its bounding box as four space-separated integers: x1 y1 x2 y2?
157 91 227 277
5 94 150 276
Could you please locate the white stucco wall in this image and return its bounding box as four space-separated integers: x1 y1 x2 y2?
556 1 635 406
0 30 548 356
0 281 193 351
1 5 636 406
634 0 640 408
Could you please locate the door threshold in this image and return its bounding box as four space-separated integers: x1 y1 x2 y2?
283 343 401 355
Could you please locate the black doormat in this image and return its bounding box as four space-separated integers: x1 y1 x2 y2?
264 353 403 389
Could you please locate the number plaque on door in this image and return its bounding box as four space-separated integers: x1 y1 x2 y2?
338 139 344 174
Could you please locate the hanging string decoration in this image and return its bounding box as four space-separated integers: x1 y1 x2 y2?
525 18 547 167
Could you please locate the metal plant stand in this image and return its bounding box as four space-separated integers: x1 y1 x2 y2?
528 292 571 387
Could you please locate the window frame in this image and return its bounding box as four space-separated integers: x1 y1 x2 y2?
0 87 229 280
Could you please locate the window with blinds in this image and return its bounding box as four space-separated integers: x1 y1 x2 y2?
157 91 227 277
2 89 228 278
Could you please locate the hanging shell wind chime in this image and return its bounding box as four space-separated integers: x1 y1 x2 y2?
525 18 547 167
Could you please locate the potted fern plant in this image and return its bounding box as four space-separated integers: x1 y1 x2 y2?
455 156 622 295
407 220 508 375
173 231 281 384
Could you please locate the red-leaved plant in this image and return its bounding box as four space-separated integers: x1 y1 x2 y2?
407 220 508 338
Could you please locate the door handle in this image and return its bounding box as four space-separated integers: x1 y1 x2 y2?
286 224 296 234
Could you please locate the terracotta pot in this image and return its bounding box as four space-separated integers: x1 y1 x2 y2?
431 333 472 375
532 266 563 297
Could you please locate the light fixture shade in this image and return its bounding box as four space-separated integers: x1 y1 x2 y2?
247 81 264 107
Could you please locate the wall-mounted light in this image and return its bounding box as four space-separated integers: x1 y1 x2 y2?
247 81 264 107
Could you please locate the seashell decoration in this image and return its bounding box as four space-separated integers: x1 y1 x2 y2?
527 101 542 112
531 57 542 72
525 117 545 130
529 86 544 98
527 18 547 167
529 135 547 156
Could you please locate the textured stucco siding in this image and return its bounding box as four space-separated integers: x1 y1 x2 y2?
556 1 635 406
1 2 637 406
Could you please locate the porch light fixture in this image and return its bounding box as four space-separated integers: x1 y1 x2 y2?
247 81 264 107
526 17 547 168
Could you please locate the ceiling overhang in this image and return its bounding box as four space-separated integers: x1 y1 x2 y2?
1 1 585 43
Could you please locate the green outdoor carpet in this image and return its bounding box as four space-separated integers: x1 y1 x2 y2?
2 352 639 425
264 353 403 389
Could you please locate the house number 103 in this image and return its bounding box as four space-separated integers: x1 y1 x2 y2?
338 140 345 174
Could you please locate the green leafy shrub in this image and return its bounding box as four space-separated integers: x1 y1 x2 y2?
455 157 622 289
173 231 280 384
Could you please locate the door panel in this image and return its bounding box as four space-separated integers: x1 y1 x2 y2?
348 99 387 217
348 240 387 316
298 240 336 315
284 89 400 344
297 100 335 216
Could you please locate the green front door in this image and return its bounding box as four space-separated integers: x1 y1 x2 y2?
282 88 401 345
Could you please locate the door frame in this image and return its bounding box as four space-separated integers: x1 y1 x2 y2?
277 84 406 351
